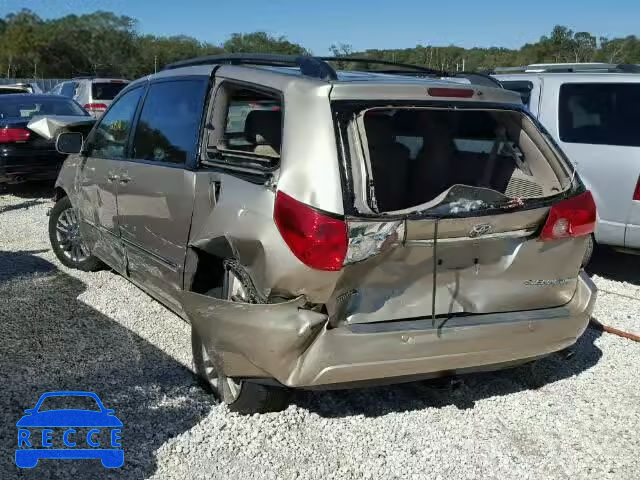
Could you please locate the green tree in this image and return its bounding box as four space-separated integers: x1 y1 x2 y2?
223 32 309 55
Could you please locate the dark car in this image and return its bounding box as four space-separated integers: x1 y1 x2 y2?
0 94 91 184
0 85 32 95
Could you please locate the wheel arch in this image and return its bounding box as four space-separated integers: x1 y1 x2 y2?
53 186 67 202
184 236 236 294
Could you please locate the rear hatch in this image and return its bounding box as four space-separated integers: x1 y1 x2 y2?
328 95 594 324
86 80 129 116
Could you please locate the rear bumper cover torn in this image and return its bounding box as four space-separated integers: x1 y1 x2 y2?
181 271 596 388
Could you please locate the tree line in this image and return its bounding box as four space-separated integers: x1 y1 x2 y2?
1 9 639 79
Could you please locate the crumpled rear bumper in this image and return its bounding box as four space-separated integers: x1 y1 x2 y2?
181 271 596 388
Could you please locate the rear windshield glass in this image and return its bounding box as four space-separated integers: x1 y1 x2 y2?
0 97 87 119
91 82 127 100
559 83 640 147
359 108 563 213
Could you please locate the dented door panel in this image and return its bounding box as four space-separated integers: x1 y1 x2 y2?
432 208 584 315
328 205 584 324
328 218 429 323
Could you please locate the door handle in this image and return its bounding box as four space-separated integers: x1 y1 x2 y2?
119 173 132 184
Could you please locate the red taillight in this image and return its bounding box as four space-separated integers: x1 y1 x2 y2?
0 127 30 143
633 176 640 201
84 103 107 114
427 87 474 98
540 191 596 241
274 191 348 271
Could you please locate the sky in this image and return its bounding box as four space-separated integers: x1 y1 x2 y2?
0 0 638 54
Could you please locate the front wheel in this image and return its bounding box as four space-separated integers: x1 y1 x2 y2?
48 196 102 271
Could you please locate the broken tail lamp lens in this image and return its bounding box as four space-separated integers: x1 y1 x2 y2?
0 127 30 143
274 190 348 271
540 191 596 241
427 87 474 98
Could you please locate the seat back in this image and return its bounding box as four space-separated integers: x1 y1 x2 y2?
244 110 282 156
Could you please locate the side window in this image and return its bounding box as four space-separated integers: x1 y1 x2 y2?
559 83 640 147
60 82 77 98
209 84 282 167
132 79 208 164
88 87 143 159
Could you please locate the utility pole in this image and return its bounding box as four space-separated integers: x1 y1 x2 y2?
154 55 158 74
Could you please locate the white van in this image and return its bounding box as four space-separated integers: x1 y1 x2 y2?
494 64 640 260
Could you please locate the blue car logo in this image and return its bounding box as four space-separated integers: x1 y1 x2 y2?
16 391 123 468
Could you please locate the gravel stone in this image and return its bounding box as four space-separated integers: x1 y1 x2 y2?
0 184 638 479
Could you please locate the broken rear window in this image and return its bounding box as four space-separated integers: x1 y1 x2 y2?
356 107 568 213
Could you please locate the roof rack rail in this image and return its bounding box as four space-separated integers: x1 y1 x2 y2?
491 63 640 74
164 53 338 81
318 56 446 76
164 53 507 88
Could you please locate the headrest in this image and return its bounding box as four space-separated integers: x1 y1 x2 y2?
244 110 282 153
364 114 396 145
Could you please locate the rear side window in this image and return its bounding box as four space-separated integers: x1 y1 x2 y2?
132 79 208 164
92 82 127 100
205 83 282 170
501 80 533 106
221 87 281 157
89 87 143 159
559 83 640 147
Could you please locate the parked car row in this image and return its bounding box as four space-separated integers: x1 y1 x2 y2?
48 54 597 414
0 95 93 184
49 77 129 117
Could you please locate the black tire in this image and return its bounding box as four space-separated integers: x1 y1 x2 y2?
581 234 595 268
191 327 290 414
49 196 102 271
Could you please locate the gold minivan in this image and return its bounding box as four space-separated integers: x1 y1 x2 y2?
50 55 597 413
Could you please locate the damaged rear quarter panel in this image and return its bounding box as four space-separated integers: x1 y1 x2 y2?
187 171 342 301
181 291 327 384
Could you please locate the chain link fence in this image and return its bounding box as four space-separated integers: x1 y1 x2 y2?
0 78 67 92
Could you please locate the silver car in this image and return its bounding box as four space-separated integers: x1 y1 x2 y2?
49 77 129 117
495 63 640 261
50 54 597 414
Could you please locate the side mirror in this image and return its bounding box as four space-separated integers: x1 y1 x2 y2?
56 131 84 155
23 409 35 414
104 409 115 415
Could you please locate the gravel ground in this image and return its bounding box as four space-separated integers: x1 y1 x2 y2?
1 184 639 480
